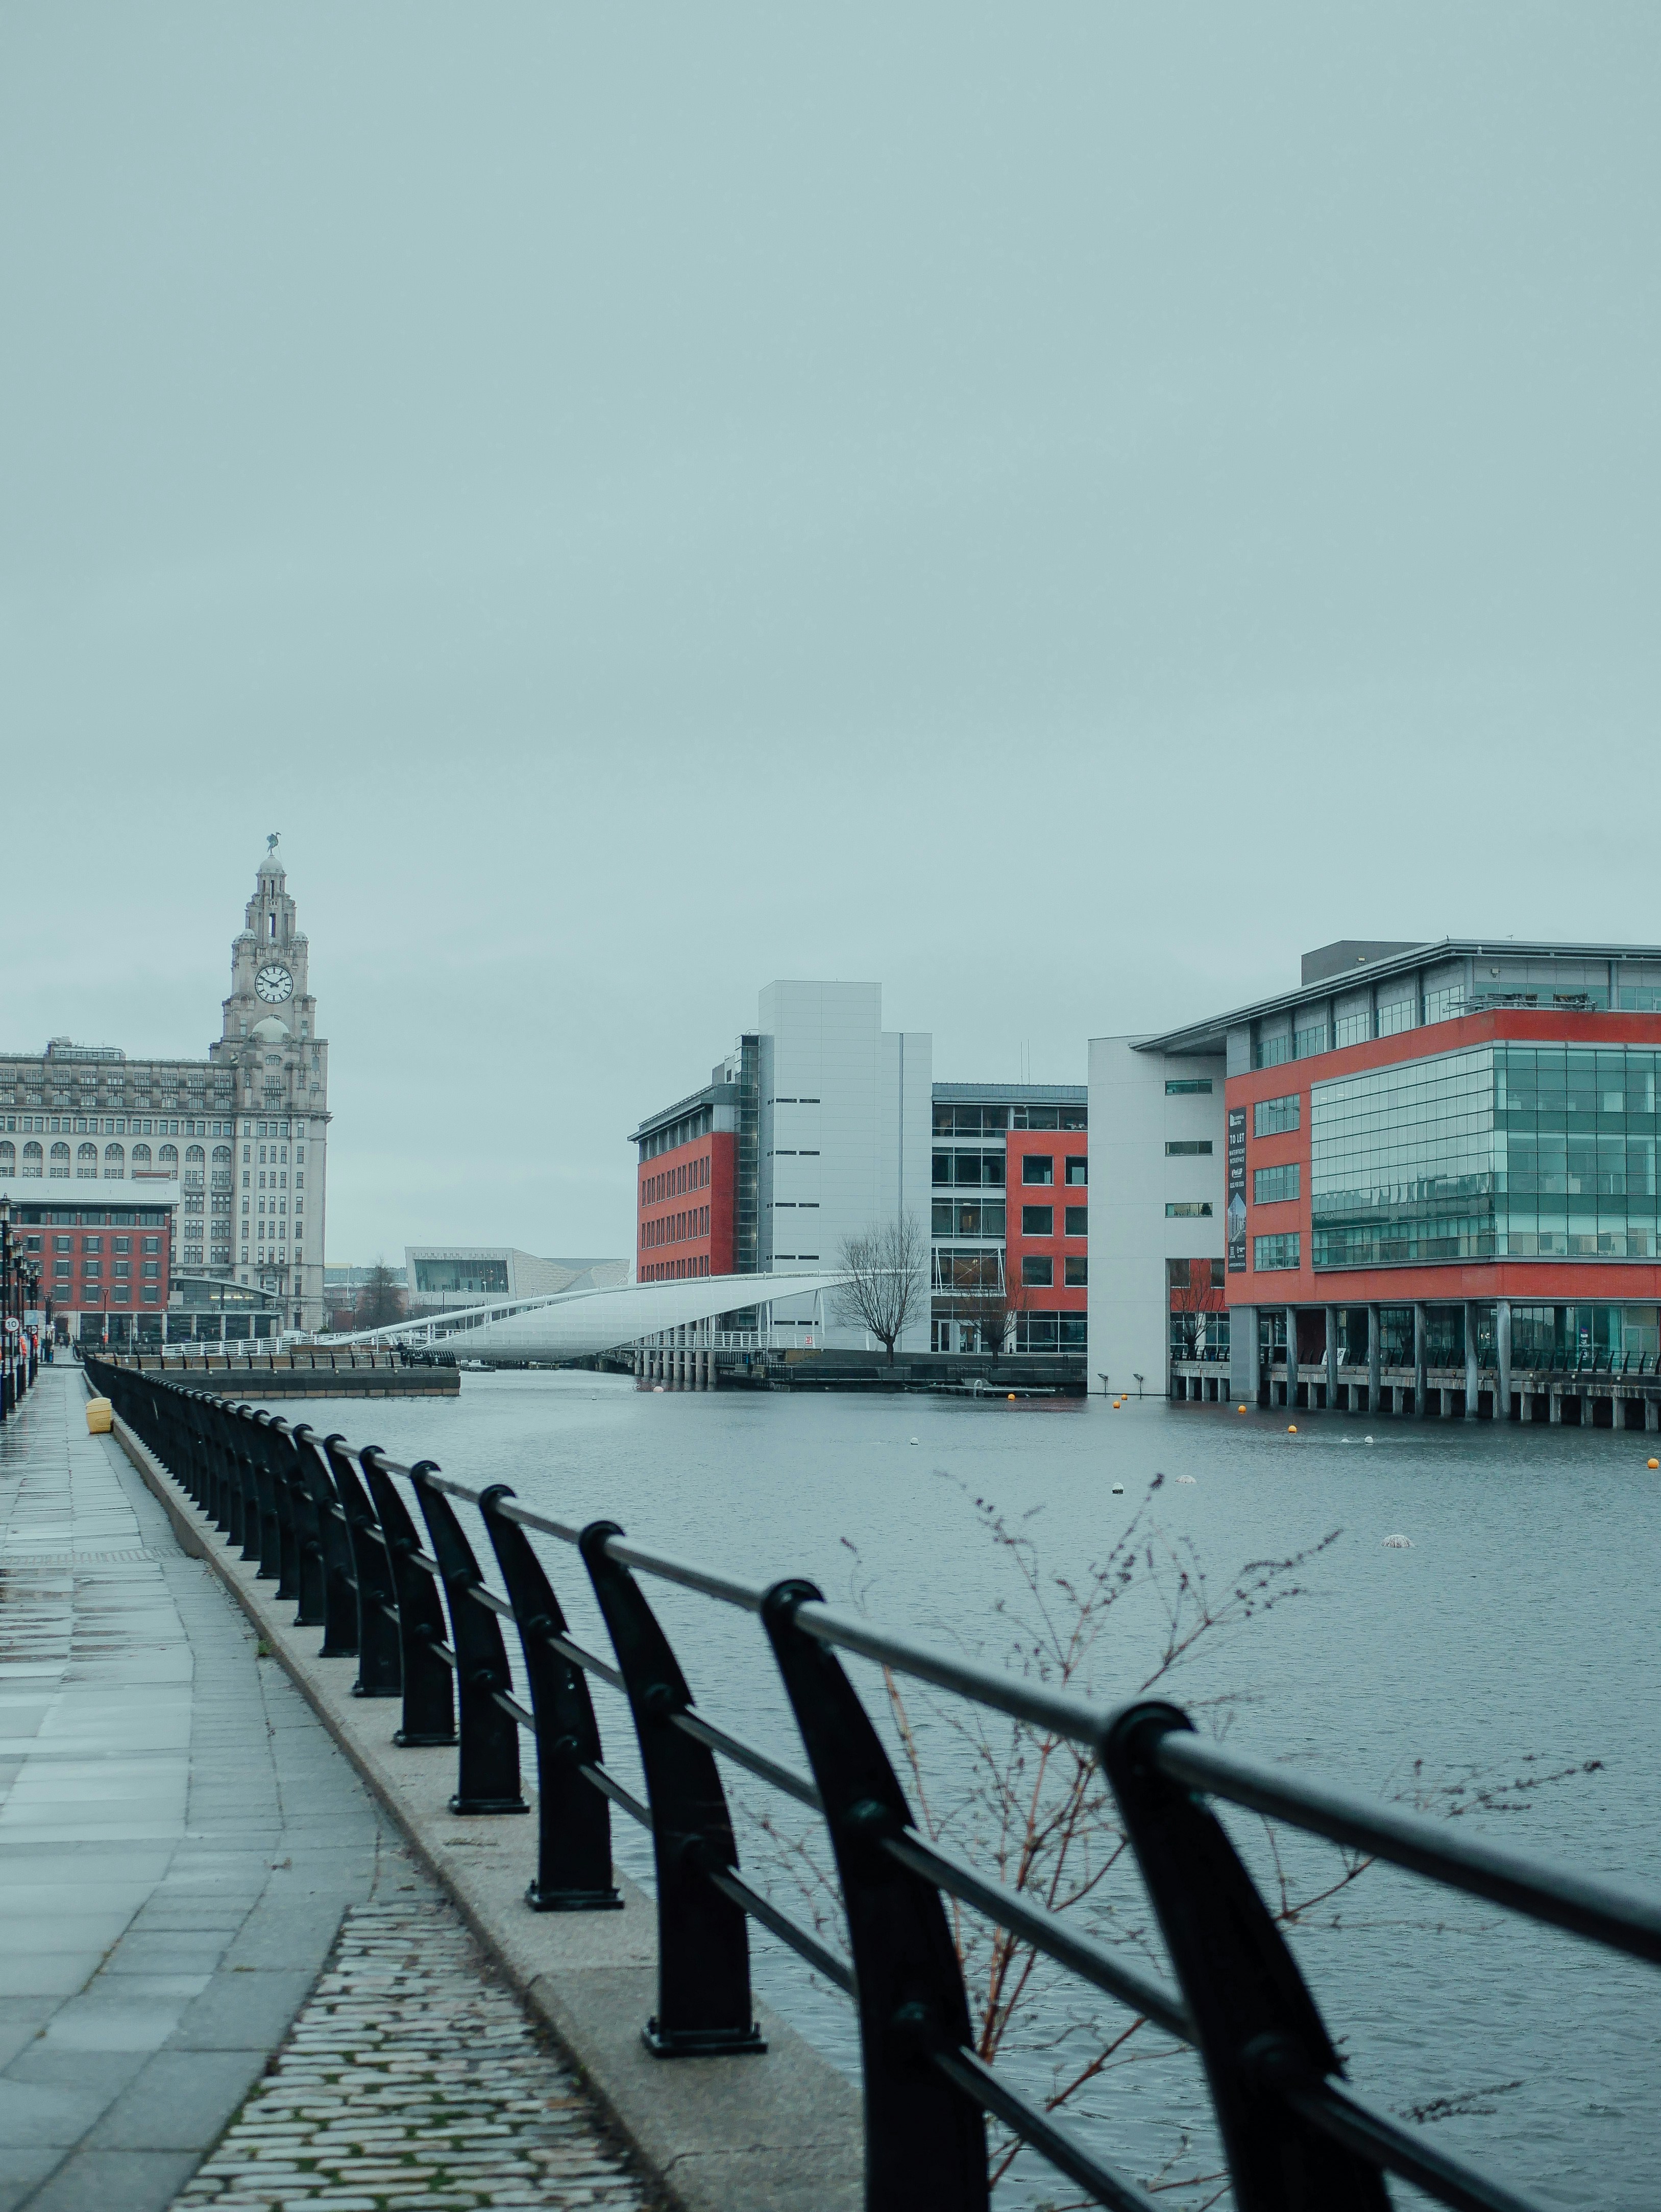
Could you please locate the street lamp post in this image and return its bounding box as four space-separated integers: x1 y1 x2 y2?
0 1196 14 1417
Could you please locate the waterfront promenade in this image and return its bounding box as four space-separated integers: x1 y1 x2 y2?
0 1368 645 2212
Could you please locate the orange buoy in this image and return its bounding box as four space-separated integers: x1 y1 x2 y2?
1287 1424 1298 1433
1007 1392 1016 1401
1237 1404 1247 1414
1649 1457 1659 1469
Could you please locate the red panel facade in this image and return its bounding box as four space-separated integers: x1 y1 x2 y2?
1228 1007 1661 1310
1004 1128 1088 1312
638 1131 735 1283
20 1203 173 1329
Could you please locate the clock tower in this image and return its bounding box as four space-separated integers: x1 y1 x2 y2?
209 836 330 1331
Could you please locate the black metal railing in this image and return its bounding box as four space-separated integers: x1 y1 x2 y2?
85 1355 1661 2212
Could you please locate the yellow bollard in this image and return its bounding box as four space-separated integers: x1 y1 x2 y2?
85 1397 113 1435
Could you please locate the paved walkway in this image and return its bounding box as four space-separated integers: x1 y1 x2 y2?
178 1892 647 2211
0 1368 650 2212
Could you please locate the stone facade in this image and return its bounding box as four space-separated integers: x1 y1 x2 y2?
0 839 330 1333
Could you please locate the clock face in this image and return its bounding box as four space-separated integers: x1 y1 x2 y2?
255 964 294 1004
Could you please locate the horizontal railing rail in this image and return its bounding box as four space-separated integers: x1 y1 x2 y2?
84 1353 1659 2212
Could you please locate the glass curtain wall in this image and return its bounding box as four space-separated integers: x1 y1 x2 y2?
1310 1045 1661 1266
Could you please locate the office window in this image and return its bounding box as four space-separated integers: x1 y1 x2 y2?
1021 1155 1054 1185
1064 1256 1087 1287
1253 1164 1300 1204
1254 1033 1291 1069
1065 1156 1087 1186
1165 1139 1212 1156
1021 1206 1054 1237
1164 1078 1213 1095
1293 1024 1328 1060
1333 1009 1370 1049
1021 1255 1053 1286
1165 1201 1213 1217
1424 985 1465 1025
1254 1095 1300 1136
1064 1205 1087 1237
1377 995 1418 1037
1253 1232 1301 1271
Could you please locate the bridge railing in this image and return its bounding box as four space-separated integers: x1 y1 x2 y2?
85 1355 1661 2212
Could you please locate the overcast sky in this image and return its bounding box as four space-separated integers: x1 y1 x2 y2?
3 8 1657 1263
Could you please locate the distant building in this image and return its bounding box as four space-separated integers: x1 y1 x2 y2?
1091 936 1661 1402
0 839 331 1339
404 1248 628 1312
631 981 932 1351
930 1084 1087 1352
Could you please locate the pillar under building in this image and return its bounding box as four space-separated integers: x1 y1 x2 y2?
1325 1304 1339 1412
1463 1299 1479 1419
1413 1303 1428 1418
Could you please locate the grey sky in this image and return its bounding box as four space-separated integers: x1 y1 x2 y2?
4 7 1657 1262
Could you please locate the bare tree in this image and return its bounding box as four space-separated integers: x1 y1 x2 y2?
835 1212 927 1362
1169 1257 1227 1359
353 1261 406 1331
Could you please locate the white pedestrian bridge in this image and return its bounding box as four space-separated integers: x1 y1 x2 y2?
313 1270 856 1364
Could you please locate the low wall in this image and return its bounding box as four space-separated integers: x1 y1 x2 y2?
108 1402 861 2212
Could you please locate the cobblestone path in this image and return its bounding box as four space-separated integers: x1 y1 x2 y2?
174 1892 652 2211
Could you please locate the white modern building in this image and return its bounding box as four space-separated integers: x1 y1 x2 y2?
631 980 934 1352
1087 1034 1227 1395
405 1248 628 1310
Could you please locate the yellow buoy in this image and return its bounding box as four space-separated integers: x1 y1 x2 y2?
1007 1392 1016 1401
1287 1424 1298 1433
1649 1457 1659 1470
1237 1404 1247 1414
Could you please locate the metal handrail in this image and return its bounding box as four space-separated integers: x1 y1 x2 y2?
83 1354 1657 2212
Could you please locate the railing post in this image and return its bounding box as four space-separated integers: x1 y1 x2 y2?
761 1577 989 2211
407 1474 527 1815
477 1487 620 1911
281 1424 328 1625
1100 1701 1389 2212
578 1519 762 2056
295 1433 359 1655
320 1436 401 1698
358 1453 455 1748
247 1413 285 1580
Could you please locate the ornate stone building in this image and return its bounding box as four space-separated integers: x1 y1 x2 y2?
0 840 330 1334
211 839 330 1328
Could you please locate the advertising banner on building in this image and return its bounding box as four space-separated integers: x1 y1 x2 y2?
1226 1107 1247 1271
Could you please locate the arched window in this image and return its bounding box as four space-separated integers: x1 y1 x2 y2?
104 1143 125 1178
159 1144 178 1169
132 1144 152 1167
22 1142 42 1176
212 1146 230 1163
186 1144 205 1163
50 1142 69 1175
77 1142 97 1178
0 1141 13 1173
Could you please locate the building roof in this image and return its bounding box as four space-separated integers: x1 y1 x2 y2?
629 1086 715 1144
932 1081 1087 1103
1134 938 1661 1059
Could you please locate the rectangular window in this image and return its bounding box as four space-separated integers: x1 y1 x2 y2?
1165 1201 1214 1217
1253 1163 1301 1204
1423 985 1465 1025
1253 1232 1301 1271
1064 1155 1087 1186
1021 1155 1054 1185
1254 1094 1301 1136
1377 995 1418 1037
1021 1206 1054 1237
1333 1009 1370 1049
1064 1205 1087 1237
1293 1024 1327 1060
932 1151 951 1185
1064 1255 1087 1287
1165 1139 1212 1156
1165 1078 1213 1095
1020 1255 1053 1287
1254 1033 1291 1069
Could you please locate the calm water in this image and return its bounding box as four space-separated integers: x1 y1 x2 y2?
253 1373 1661 2208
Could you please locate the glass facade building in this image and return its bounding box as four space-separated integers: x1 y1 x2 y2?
1311 1044 1661 1269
